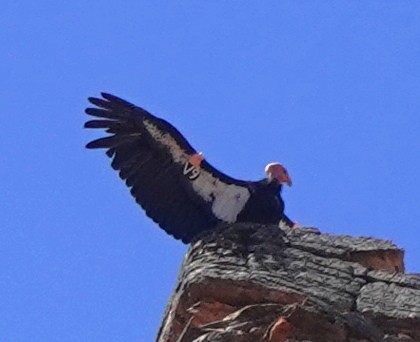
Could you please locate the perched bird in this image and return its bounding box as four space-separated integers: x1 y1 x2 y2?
85 93 294 243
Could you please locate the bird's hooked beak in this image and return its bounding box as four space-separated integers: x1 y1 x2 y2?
265 162 292 186
281 174 292 187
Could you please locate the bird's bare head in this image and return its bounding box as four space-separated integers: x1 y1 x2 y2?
265 162 292 186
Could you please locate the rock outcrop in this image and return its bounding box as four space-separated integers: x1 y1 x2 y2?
157 223 420 342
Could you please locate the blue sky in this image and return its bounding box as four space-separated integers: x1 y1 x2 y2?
1 2 420 341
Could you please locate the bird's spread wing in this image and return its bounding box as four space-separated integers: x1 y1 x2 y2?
85 93 252 242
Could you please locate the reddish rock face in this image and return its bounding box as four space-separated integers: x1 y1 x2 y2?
157 223 419 342
266 317 293 342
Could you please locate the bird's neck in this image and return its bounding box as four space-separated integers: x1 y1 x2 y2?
264 178 282 192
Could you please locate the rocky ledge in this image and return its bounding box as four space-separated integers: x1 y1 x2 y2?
157 223 420 342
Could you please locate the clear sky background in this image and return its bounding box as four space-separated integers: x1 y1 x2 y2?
1 2 420 341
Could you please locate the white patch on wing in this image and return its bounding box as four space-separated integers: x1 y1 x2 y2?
144 119 250 222
192 170 250 222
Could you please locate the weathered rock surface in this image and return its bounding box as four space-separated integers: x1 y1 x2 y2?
157 223 420 342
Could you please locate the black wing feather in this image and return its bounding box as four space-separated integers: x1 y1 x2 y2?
85 93 221 242
85 108 120 120
86 135 135 149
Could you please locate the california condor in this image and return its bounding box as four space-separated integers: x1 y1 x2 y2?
85 93 294 243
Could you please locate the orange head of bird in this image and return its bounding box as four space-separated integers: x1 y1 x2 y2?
264 162 292 186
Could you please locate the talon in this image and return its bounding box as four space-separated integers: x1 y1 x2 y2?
188 152 204 168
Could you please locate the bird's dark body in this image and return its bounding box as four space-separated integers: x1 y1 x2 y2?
85 93 293 243
236 180 284 224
